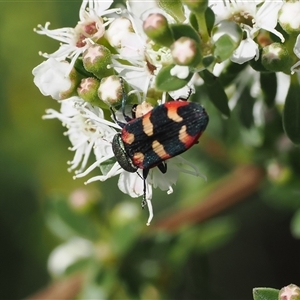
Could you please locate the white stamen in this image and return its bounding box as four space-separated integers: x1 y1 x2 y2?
146 198 153 226
84 162 123 184
74 153 114 179
167 186 173 195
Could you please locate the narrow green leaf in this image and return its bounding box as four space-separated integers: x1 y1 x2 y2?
170 24 201 43
155 65 193 91
46 194 99 240
199 69 230 117
291 209 300 238
260 72 277 108
236 86 255 129
205 7 215 36
252 287 279 300
219 61 247 87
189 13 198 31
157 0 185 23
100 158 116 176
283 74 300 145
202 55 215 68
249 50 270 73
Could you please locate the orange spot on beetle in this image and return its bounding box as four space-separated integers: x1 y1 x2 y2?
179 125 202 148
152 140 170 160
167 105 183 122
142 113 154 136
122 130 135 144
133 152 145 167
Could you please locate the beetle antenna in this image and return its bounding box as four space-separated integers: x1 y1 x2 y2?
119 77 132 122
182 87 193 101
186 87 193 100
110 107 118 123
110 107 126 128
136 172 147 208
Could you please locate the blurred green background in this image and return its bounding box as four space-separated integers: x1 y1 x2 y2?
2 1 300 299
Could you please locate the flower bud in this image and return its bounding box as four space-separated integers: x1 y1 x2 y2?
68 188 98 213
77 77 106 108
110 201 140 226
279 2 300 34
279 284 300 300
143 13 174 47
74 19 105 47
171 37 201 66
82 44 114 79
267 161 291 184
181 0 208 14
60 67 80 100
261 43 293 72
98 75 123 107
106 17 133 48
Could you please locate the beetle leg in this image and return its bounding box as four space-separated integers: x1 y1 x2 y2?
119 77 132 123
141 169 149 208
177 87 193 101
110 107 126 128
157 162 167 174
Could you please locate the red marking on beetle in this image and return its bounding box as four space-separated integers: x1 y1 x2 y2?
142 112 154 136
133 152 145 167
122 129 135 144
179 125 203 148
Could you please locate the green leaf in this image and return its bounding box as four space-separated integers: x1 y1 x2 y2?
45 194 99 240
155 65 193 91
199 69 230 117
202 55 215 68
283 74 300 145
205 7 215 36
249 50 270 73
291 208 300 238
236 86 255 129
214 34 237 62
219 61 247 87
74 57 95 78
170 24 201 43
252 287 279 300
189 13 198 31
260 72 277 108
100 158 116 176
157 0 185 23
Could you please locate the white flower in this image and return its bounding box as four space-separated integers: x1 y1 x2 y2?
48 237 93 276
32 58 72 100
231 25 259 64
291 34 300 74
170 65 190 79
251 0 284 42
34 0 208 226
210 0 284 64
34 0 120 72
279 2 300 33
105 0 175 100
42 96 154 224
43 97 117 173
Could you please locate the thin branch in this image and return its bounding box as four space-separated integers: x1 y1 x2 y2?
152 165 266 232
26 274 83 300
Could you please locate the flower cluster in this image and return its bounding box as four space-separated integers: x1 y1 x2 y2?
33 0 300 224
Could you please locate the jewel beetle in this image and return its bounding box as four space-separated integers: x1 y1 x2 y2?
111 78 209 207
